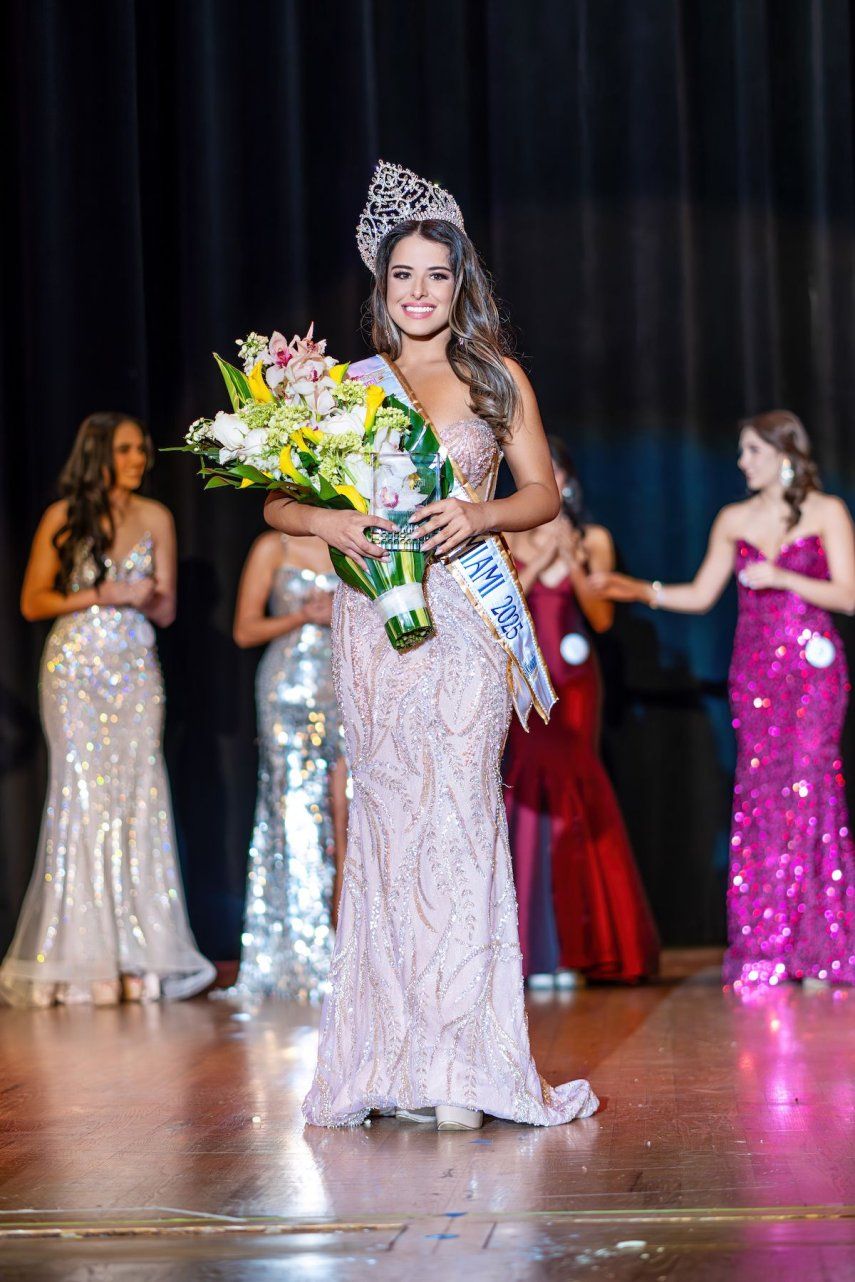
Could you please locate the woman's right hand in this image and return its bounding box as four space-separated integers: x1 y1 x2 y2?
315 509 397 571
587 571 650 603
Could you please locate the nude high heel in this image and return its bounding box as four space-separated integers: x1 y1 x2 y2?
122 975 144 1003
92 979 121 1006
141 972 162 1002
56 983 92 1005
436 1106 483 1131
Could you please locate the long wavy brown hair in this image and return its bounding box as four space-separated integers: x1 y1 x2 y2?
739 409 821 529
53 411 152 592
368 219 520 442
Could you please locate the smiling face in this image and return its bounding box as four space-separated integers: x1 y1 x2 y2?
385 233 456 340
109 420 149 492
738 426 783 492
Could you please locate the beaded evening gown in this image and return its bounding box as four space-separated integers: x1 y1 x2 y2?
222 553 343 1002
0 533 215 1007
504 567 659 982
303 419 598 1127
726 536 855 989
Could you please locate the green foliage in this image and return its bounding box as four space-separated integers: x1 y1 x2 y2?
213 354 252 410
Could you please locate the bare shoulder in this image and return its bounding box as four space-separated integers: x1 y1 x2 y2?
136 496 174 531
250 529 286 562
502 356 534 395
583 523 613 552
713 501 748 538
40 499 69 534
810 491 852 527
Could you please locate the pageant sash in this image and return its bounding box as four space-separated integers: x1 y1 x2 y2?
349 353 556 727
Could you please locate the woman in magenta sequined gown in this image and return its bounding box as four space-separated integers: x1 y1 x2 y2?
264 164 598 1129
591 410 855 992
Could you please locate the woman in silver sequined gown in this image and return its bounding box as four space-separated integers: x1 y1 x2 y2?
222 531 345 1002
0 412 214 1007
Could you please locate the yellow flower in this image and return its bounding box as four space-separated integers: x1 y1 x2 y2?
329 362 350 384
364 384 386 430
248 359 274 403
301 425 324 445
279 446 308 484
239 477 254 489
334 484 369 513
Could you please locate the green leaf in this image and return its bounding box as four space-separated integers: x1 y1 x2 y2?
213 353 253 410
315 476 341 503
204 475 238 489
231 462 272 485
329 548 372 595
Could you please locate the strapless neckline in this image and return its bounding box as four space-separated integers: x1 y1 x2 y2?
737 533 824 564
277 562 333 581
104 531 154 568
441 415 490 433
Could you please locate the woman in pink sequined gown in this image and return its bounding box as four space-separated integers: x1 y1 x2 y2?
591 411 855 993
264 163 598 1129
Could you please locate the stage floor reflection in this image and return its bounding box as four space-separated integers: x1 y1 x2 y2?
1 949 853 1280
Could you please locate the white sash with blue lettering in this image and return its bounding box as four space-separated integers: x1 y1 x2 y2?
349 354 556 727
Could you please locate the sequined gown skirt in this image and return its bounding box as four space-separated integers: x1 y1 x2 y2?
302 563 598 1127
0 545 215 1006
226 566 342 1002
725 537 855 988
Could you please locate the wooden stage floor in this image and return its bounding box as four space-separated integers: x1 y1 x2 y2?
1 949 853 1279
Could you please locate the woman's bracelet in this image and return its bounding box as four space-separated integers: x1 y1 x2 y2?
648 580 663 609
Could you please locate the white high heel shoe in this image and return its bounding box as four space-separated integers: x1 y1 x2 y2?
436 1105 483 1131
396 1107 436 1123
555 968 587 990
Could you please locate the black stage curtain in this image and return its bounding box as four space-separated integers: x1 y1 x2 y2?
2 0 854 958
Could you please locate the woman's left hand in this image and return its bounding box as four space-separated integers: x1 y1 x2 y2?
412 498 485 556
739 561 785 591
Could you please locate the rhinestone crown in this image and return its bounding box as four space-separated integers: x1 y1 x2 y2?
356 160 466 273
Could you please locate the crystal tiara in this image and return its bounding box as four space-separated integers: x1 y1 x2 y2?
356 160 466 273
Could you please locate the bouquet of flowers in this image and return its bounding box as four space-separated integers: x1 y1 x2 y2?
175 326 453 651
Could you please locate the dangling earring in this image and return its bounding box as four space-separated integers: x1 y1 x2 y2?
562 479 580 508
780 457 795 488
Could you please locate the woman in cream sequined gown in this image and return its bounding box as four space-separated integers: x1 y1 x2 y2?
265 162 598 1129
0 412 214 1007
222 532 345 1002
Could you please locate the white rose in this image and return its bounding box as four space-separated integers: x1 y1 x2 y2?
242 428 269 467
322 408 367 438
210 411 247 462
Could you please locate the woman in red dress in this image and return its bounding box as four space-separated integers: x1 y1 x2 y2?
505 440 660 986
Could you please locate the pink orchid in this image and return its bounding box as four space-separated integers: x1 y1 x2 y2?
268 332 293 368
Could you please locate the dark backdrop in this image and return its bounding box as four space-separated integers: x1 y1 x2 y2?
3 0 855 960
